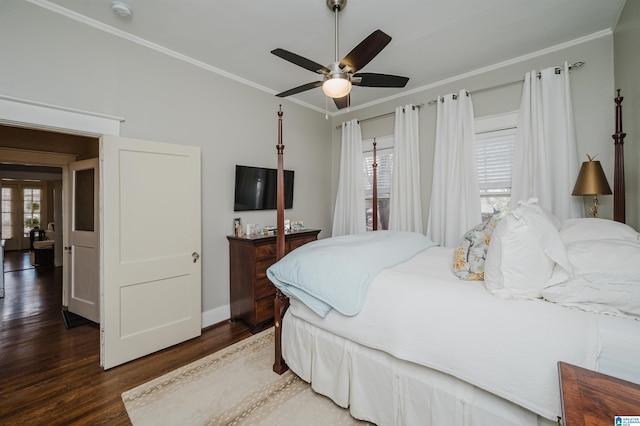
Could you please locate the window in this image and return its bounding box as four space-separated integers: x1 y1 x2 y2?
2 186 13 240
475 113 517 220
363 136 393 231
23 187 41 237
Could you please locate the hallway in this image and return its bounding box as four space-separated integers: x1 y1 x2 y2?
3 250 35 273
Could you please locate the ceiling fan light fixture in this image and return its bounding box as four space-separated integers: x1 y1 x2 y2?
322 75 351 98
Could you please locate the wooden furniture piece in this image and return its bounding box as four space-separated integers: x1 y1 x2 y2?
558 361 640 425
29 228 46 250
228 229 320 333
612 89 626 223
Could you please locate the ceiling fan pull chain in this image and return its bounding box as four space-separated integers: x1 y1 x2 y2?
325 96 329 120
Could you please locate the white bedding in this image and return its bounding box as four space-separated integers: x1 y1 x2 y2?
285 246 640 421
283 310 558 426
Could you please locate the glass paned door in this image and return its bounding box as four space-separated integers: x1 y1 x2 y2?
2 187 13 240
74 168 95 232
23 188 42 237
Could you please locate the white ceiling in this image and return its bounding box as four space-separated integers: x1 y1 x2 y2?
39 0 625 114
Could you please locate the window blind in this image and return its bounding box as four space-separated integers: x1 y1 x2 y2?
475 127 515 193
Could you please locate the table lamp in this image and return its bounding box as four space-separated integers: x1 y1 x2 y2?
572 154 612 218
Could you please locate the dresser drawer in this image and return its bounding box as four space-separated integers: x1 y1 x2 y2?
255 243 277 260
255 278 276 300
288 236 316 252
255 296 275 324
255 258 276 280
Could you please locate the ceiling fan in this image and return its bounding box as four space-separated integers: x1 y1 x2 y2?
271 0 409 110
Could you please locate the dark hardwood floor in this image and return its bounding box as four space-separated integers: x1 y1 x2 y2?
0 250 252 425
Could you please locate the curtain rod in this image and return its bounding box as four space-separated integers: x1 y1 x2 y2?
336 103 424 129
426 61 585 105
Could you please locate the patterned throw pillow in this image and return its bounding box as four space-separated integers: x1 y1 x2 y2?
453 216 499 281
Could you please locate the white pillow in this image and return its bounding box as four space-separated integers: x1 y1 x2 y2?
543 278 640 320
565 239 640 281
543 239 640 319
560 218 640 244
484 199 568 299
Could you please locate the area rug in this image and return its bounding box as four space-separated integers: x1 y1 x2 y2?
122 328 370 425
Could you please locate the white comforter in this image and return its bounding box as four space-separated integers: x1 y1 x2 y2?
288 246 608 421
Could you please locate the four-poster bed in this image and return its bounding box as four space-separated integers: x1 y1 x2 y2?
269 92 639 424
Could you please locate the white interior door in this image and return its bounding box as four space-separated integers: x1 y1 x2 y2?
101 135 201 369
68 158 100 322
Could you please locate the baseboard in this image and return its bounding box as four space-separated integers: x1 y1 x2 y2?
201 304 230 328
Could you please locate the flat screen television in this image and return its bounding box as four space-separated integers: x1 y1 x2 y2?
234 165 294 211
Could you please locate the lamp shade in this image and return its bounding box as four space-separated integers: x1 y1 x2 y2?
572 159 612 196
322 76 351 98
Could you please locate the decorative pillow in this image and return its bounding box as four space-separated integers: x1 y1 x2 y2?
484 199 569 299
453 216 499 281
560 218 640 245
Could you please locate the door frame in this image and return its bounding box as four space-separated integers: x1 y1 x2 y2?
0 96 123 313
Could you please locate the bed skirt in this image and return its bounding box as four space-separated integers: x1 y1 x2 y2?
283 311 558 426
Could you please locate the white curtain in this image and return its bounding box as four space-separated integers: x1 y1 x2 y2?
427 90 481 247
332 119 366 236
389 104 423 232
511 62 582 220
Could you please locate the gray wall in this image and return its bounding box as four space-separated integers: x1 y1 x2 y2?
330 34 618 229
0 1 333 324
614 0 640 230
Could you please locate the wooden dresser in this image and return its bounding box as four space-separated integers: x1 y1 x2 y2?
227 229 320 333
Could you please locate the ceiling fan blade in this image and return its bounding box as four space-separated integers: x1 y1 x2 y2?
333 94 350 110
271 49 330 75
339 30 392 74
353 73 409 88
276 81 323 98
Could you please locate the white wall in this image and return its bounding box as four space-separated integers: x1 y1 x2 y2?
0 1 333 325
330 33 618 229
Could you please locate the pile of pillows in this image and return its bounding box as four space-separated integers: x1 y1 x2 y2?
453 199 640 319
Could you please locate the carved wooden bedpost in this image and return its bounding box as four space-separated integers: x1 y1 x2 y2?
273 105 290 375
612 90 626 223
372 138 378 231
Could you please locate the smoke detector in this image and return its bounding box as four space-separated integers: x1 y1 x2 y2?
111 1 132 17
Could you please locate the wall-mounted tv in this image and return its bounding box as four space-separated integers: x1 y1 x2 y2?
234 165 294 211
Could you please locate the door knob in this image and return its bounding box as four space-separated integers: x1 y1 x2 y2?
192 252 200 263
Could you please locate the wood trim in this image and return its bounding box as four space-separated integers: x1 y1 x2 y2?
0 95 123 136
0 147 77 166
